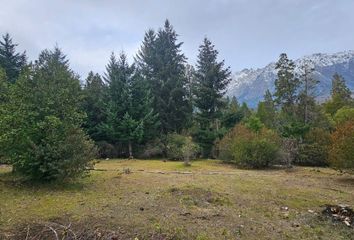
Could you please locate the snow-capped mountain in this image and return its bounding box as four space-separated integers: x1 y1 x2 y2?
227 51 354 107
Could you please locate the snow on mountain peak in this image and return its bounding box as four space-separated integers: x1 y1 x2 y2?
227 50 354 107
298 50 354 68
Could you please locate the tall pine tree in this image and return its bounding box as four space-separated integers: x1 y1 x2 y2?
101 52 134 151
136 29 156 82
331 73 352 102
222 96 243 129
257 89 276 129
129 71 159 143
82 71 108 141
136 20 191 155
325 73 353 115
297 60 319 124
194 37 231 157
273 54 310 138
0 33 26 83
274 53 299 117
102 52 158 158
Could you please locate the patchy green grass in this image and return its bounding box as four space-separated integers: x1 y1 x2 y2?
0 160 353 239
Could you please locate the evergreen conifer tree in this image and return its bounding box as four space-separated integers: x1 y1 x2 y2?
325 73 353 115
193 37 231 157
82 71 107 141
136 29 156 80
129 71 159 143
102 52 158 158
222 96 243 129
0 33 26 83
297 61 319 124
257 89 276 129
331 73 352 101
240 102 252 119
0 68 8 103
101 52 133 151
0 47 96 181
274 53 299 116
135 20 191 155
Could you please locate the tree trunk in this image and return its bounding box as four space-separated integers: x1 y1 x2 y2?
283 138 298 168
304 75 309 124
184 155 190 166
304 102 308 124
128 140 133 159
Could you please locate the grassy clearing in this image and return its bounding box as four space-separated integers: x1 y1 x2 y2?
0 160 353 239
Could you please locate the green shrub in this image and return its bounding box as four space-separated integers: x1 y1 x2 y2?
219 124 280 168
231 135 280 168
166 134 199 161
166 134 185 160
333 106 354 125
5 116 97 181
329 120 354 170
181 136 200 165
295 128 331 166
245 115 264 133
218 131 236 161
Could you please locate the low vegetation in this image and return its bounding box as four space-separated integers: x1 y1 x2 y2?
166 134 199 165
295 128 331 167
219 124 281 168
329 119 354 170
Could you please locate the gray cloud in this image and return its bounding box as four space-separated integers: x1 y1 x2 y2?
1 0 353 78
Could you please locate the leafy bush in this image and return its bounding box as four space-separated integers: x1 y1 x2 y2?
329 120 354 170
218 129 238 161
181 136 200 165
234 137 279 168
334 107 354 125
166 134 199 161
245 115 264 133
219 124 280 168
1 116 97 181
295 128 331 166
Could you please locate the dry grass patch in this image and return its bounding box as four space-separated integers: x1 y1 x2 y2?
0 160 354 239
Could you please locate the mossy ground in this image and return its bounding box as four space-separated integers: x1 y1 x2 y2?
0 160 353 239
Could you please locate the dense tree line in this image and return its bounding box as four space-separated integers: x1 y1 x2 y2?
0 20 353 181
219 53 353 169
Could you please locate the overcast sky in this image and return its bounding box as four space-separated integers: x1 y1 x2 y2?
1 0 353 78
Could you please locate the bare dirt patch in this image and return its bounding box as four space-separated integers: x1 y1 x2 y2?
4 218 175 240
168 186 231 208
